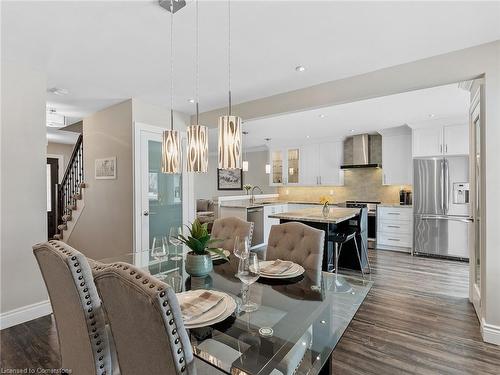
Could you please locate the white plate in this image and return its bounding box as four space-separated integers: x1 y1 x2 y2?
258 263 305 279
211 249 230 260
184 294 237 329
258 261 301 276
177 290 228 325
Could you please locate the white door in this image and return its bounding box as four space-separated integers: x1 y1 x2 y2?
412 127 443 157
382 134 412 185
443 124 469 156
134 123 193 267
469 82 483 318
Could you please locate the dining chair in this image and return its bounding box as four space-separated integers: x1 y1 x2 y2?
211 217 254 252
33 240 113 375
93 262 194 375
266 222 325 284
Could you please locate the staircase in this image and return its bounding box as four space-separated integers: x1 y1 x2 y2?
53 134 85 241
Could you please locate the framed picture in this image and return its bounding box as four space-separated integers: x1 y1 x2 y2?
95 157 116 180
217 169 243 190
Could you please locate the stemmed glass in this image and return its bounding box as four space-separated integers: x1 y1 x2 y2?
237 252 260 312
151 236 169 280
168 226 183 261
234 236 250 260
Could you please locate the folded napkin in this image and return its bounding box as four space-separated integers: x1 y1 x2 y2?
261 259 294 275
180 291 224 321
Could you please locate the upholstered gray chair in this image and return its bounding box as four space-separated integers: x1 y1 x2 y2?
93 262 194 375
33 240 112 375
211 217 254 252
266 222 325 284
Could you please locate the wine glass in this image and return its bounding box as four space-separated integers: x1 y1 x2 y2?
168 226 183 261
151 236 169 280
233 235 250 260
237 252 260 312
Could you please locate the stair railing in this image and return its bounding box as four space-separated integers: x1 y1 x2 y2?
57 134 83 227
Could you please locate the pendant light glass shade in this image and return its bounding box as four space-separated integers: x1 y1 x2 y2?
186 124 208 172
218 115 242 169
265 164 271 174
161 129 181 174
242 160 249 172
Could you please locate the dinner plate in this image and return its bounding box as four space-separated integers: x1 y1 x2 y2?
184 294 237 329
177 290 228 325
258 263 305 279
211 249 230 261
258 261 301 276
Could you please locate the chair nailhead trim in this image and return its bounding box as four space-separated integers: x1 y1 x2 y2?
175 338 179 344
177 348 182 354
166 310 171 316
160 291 166 297
172 329 177 335
169 319 174 325
179 357 184 364
181 366 185 372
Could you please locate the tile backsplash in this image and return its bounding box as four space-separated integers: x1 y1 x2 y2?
278 168 411 203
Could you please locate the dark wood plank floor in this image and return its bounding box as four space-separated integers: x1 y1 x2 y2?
332 250 500 374
1 250 499 374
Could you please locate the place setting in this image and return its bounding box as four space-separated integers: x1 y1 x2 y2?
256 259 305 283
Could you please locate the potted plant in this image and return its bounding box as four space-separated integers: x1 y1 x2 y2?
319 196 332 217
177 219 227 277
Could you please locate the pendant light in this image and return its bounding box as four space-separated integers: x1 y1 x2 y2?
218 0 242 170
161 0 181 174
242 131 249 171
187 0 208 173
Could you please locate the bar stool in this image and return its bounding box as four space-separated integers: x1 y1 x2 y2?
329 207 370 279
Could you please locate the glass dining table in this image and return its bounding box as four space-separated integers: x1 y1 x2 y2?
97 247 372 375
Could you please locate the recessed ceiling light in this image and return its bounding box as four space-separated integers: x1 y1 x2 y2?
306 135 310 139
319 114 325 119
428 114 435 118
47 87 69 96
350 129 355 132
295 65 305 72
188 98 195 103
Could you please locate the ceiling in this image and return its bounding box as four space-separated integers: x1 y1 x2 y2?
206 83 470 151
2 1 499 124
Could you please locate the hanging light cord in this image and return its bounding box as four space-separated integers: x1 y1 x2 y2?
228 0 232 116
195 0 199 124
170 0 174 130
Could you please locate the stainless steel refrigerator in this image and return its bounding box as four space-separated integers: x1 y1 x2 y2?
413 156 472 260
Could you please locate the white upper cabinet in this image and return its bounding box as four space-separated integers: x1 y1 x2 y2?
412 124 468 158
412 127 444 157
318 142 344 186
300 143 319 185
269 147 300 186
443 124 469 156
382 133 412 185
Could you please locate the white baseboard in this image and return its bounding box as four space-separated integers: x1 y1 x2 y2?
0 300 52 330
482 319 500 346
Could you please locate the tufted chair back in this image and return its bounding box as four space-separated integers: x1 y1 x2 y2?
33 241 112 375
93 262 194 375
266 222 325 283
211 217 254 252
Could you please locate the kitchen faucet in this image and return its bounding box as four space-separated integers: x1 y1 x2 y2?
250 186 263 204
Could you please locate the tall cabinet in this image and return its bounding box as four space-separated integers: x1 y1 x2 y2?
380 126 412 185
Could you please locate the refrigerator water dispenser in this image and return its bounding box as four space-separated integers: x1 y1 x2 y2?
453 183 470 204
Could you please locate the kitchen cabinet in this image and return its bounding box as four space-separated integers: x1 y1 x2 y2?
269 148 300 186
377 206 413 252
300 141 344 186
263 203 288 244
412 124 468 157
382 133 412 185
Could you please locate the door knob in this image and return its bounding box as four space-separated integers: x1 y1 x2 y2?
143 210 149 216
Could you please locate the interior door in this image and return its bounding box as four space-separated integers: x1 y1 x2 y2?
46 157 59 239
469 81 483 317
137 129 183 266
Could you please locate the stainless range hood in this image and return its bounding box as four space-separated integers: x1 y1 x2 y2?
341 133 382 169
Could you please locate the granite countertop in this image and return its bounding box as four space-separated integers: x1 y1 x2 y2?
378 203 413 208
220 200 332 209
268 207 359 224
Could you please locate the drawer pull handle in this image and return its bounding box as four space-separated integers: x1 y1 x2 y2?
388 225 400 228
387 213 400 215
388 238 401 242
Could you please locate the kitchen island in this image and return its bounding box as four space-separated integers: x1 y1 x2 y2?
269 207 368 273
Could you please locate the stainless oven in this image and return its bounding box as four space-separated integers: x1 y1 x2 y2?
345 201 379 249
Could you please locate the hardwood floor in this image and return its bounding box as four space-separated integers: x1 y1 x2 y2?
332 250 500 374
1 250 499 374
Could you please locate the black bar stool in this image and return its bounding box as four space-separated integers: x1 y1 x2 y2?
329 207 370 279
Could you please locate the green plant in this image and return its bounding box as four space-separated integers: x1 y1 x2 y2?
177 219 228 260
243 184 252 194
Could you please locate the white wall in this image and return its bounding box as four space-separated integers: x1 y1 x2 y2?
198 41 500 344
0 62 49 328
194 150 276 201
